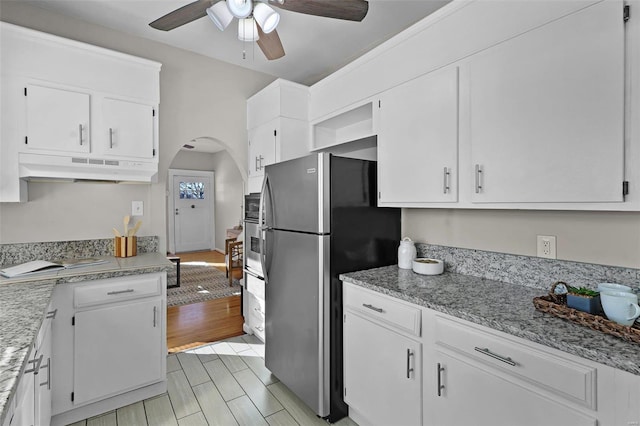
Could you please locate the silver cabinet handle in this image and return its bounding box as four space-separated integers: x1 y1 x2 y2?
254 307 265 315
79 124 84 145
107 289 134 295
474 347 516 366
256 325 264 332
258 155 265 170
39 358 51 390
46 309 57 319
437 363 445 396
153 306 157 328
475 164 483 193
109 128 114 148
25 354 44 374
362 303 384 313
443 167 450 194
406 349 414 379
255 156 260 171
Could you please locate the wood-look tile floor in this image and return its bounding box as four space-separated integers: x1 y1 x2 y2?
68 334 359 426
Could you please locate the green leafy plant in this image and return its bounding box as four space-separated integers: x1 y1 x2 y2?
568 286 599 297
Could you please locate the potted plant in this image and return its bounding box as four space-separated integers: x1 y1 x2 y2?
567 286 601 315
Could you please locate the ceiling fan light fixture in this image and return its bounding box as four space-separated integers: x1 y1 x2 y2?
206 2 234 31
253 3 280 34
227 0 253 19
237 17 259 41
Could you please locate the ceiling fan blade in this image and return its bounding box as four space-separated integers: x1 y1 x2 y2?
269 0 368 22
257 27 285 60
150 0 220 31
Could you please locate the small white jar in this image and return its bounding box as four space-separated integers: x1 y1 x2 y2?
398 237 417 269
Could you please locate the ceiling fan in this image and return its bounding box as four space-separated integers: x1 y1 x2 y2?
149 0 369 60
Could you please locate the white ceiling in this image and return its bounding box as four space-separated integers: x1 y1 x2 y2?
20 0 451 86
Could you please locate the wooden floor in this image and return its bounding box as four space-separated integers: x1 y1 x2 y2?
167 250 244 353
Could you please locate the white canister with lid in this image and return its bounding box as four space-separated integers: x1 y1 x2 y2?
398 237 417 269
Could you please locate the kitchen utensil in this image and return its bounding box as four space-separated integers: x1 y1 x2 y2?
597 283 633 293
412 258 444 275
600 291 640 326
398 237 416 269
123 215 130 236
112 227 122 237
129 221 142 236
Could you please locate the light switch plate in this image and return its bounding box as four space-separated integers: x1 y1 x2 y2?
132 201 144 216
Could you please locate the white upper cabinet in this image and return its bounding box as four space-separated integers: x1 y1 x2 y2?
26 84 91 154
101 97 155 159
466 0 624 204
378 66 459 205
0 22 161 202
246 79 310 193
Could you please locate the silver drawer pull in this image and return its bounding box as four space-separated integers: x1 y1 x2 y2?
362 303 384 313
443 167 450 194
474 347 517 366
107 289 135 295
475 164 483 193
25 354 44 374
256 326 264 332
406 349 414 379
46 309 58 319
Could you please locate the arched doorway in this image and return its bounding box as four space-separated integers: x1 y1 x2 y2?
166 136 247 352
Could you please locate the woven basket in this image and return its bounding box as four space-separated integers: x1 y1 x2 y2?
533 295 640 345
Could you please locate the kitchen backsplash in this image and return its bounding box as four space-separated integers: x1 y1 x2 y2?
0 237 159 266
416 243 640 292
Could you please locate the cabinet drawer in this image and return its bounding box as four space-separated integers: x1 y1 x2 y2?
74 275 162 308
246 273 265 300
343 283 421 337
435 316 596 408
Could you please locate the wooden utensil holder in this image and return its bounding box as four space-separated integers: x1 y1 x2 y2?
114 236 137 257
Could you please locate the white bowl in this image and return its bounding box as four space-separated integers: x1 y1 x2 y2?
597 282 632 293
412 258 444 275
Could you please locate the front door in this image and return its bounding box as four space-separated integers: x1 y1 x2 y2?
171 171 215 253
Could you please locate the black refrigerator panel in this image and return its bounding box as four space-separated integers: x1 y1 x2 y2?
327 155 401 422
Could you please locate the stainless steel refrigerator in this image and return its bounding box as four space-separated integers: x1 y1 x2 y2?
259 153 400 422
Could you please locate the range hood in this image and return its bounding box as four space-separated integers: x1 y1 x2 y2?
19 153 158 183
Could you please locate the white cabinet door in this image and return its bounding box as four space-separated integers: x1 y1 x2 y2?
378 66 459 205
344 311 421 426
433 350 596 426
467 0 624 203
10 347 36 426
34 314 53 426
102 98 155 159
248 118 278 179
73 298 163 405
26 84 90 154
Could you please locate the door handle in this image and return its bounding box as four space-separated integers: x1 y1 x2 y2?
191 205 195 208
109 128 114 148
474 347 517 366
406 349 414 378
79 124 84 145
443 167 450 194
475 164 483 194
437 363 445 396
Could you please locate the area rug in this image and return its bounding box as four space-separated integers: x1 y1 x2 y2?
167 263 241 307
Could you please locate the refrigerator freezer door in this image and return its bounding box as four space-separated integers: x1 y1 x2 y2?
264 229 330 417
263 153 330 234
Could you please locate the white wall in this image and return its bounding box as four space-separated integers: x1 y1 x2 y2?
0 1 275 249
169 149 244 251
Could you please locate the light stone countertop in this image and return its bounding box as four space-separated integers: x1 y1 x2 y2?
0 252 172 425
340 265 640 377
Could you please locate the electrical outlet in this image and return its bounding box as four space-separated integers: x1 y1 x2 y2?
132 201 144 216
536 235 557 259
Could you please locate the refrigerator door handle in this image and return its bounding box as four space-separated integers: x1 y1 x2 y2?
259 174 272 284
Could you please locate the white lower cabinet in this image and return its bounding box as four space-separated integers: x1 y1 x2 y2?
245 273 266 342
6 304 55 426
51 273 166 425
432 350 595 426
343 284 422 426
73 298 163 405
342 282 640 426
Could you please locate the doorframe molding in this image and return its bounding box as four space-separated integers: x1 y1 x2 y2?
168 169 215 254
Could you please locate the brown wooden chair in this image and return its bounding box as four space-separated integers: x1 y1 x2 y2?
225 237 243 286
